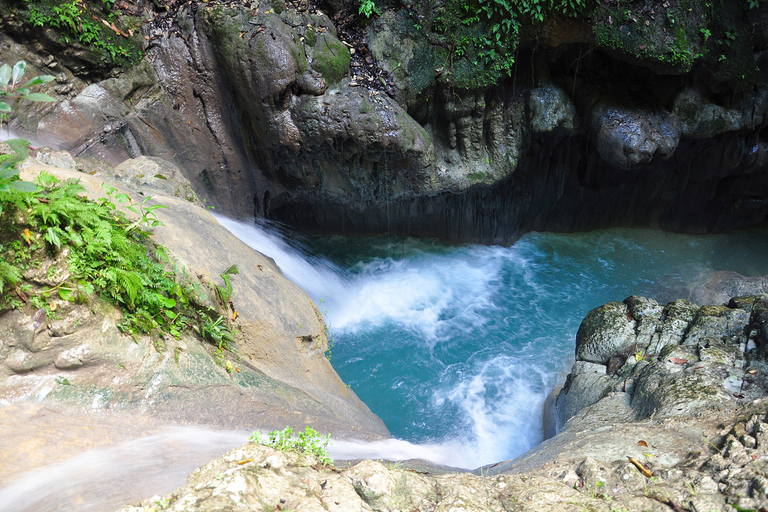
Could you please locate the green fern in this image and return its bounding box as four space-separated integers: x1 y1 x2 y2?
0 260 21 295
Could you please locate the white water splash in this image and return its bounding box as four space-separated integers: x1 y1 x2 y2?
213 215 563 468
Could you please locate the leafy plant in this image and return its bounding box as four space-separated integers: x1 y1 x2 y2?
1 172 237 356
23 0 140 65
215 264 239 304
0 61 55 216
359 0 380 18
199 315 235 350
413 0 592 88
250 426 333 466
0 60 55 125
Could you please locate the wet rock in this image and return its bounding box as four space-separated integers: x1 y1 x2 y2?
673 87 743 138
692 271 768 306
527 85 577 134
646 299 699 357
555 361 617 430
591 102 683 170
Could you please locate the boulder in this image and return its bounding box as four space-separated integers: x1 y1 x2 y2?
591 102 683 170
574 302 637 365
558 295 758 430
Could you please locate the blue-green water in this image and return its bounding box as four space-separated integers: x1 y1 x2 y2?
215 215 768 468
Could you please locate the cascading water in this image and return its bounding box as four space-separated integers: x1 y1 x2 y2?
214 215 768 469
4 217 768 512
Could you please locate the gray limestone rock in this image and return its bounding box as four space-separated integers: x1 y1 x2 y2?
575 302 637 365
555 361 618 431
6 165 389 442
674 87 743 138
112 156 202 206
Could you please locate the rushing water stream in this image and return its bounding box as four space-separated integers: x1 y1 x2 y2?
3 218 768 512
215 216 768 469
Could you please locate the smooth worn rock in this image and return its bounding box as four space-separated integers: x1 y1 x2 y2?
111 156 202 206
575 302 637 365
4 164 389 443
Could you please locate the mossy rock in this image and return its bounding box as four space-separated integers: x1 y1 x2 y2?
592 0 706 73
304 26 317 47
311 33 350 85
1 0 144 72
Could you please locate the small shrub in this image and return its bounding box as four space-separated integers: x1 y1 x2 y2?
359 0 380 18
250 426 333 465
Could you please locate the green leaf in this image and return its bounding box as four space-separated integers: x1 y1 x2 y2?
21 75 55 88
44 227 63 249
164 298 177 308
0 167 20 180
0 64 11 87
11 61 26 85
5 138 31 159
22 93 56 103
223 264 239 276
59 288 75 302
0 102 10 113
10 180 37 192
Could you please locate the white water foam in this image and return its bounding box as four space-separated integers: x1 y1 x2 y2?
213 215 563 468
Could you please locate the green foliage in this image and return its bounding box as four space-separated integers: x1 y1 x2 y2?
0 170 238 357
21 0 142 66
412 0 592 88
359 0 380 18
0 60 55 127
215 264 239 304
0 259 22 295
199 314 236 350
0 139 39 217
249 426 333 465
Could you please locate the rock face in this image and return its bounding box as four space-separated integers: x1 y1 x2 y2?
2 0 768 243
110 291 768 512
1 160 388 443
555 294 765 433
115 413 768 512
116 442 591 512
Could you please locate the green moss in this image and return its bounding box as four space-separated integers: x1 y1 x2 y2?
405 0 591 90
408 40 442 94
7 0 143 68
591 0 706 72
290 43 309 74
203 6 251 66
467 171 488 181
270 0 285 14
304 26 317 47
312 35 350 85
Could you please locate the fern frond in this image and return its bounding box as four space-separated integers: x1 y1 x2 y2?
0 260 21 295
